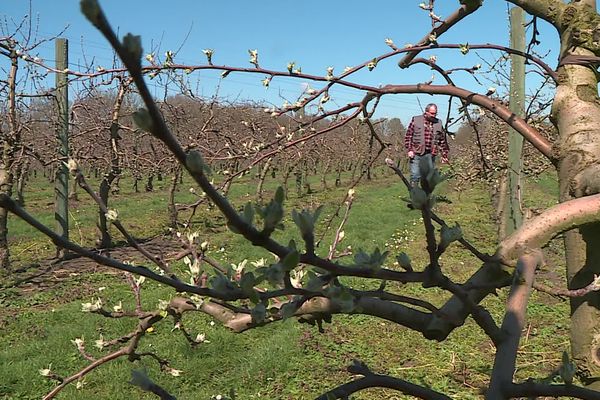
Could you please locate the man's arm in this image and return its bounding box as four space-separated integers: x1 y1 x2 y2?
404 117 415 158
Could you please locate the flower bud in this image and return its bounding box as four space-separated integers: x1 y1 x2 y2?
105 209 118 223
409 187 428 209
396 252 412 271
202 49 214 64
440 223 462 249
67 159 79 176
133 108 154 133
559 351 576 385
186 150 205 174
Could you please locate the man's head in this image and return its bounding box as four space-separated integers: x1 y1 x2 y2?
424 103 438 120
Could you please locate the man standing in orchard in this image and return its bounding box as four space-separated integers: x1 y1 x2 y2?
404 103 450 186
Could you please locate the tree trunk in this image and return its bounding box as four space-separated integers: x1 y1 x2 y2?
168 166 181 228
111 175 121 195
294 168 302 198
220 161 237 198
0 49 19 271
0 166 11 271
132 173 140 193
97 177 112 248
351 162 359 180
335 164 342 187
96 80 127 249
256 157 273 204
0 206 8 272
145 174 154 192
15 158 29 207
303 166 312 195
553 49 600 388
320 160 331 190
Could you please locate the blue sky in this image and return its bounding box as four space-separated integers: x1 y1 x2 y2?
2 1 564 124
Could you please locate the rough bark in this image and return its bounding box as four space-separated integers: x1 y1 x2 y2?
507 0 564 29
167 166 181 228
14 158 29 206
255 157 272 204
548 0 600 387
0 48 19 270
320 159 331 190
96 80 127 248
487 251 541 400
0 155 13 271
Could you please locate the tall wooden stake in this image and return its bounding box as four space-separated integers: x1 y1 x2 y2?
55 38 69 255
504 6 525 236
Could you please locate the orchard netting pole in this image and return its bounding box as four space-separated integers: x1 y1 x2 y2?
504 6 525 236
54 38 69 257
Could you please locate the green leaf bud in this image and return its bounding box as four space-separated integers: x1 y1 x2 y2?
251 302 266 324
396 252 413 271
559 351 576 385
426 168 444 190
186 150 205 175
209 271 234 293
305 273 326 292
409 187 429 209
242 202 255 226
281 250 300 272
132 108 154 133
439 223 462 250
239 272 256 295
280 302 298 320
418 155 434 182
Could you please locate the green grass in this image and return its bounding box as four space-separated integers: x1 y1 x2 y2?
0 169 571 399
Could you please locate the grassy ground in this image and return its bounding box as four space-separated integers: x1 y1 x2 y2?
0 167 571 399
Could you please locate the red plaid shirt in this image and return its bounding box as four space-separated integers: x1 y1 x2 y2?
404 116 449 159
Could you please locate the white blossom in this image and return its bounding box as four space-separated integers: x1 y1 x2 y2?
95 335 105 349
39 365 52 377
71 337 85 351
105 209 118 222
195 333 210 344
81 298 102 312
